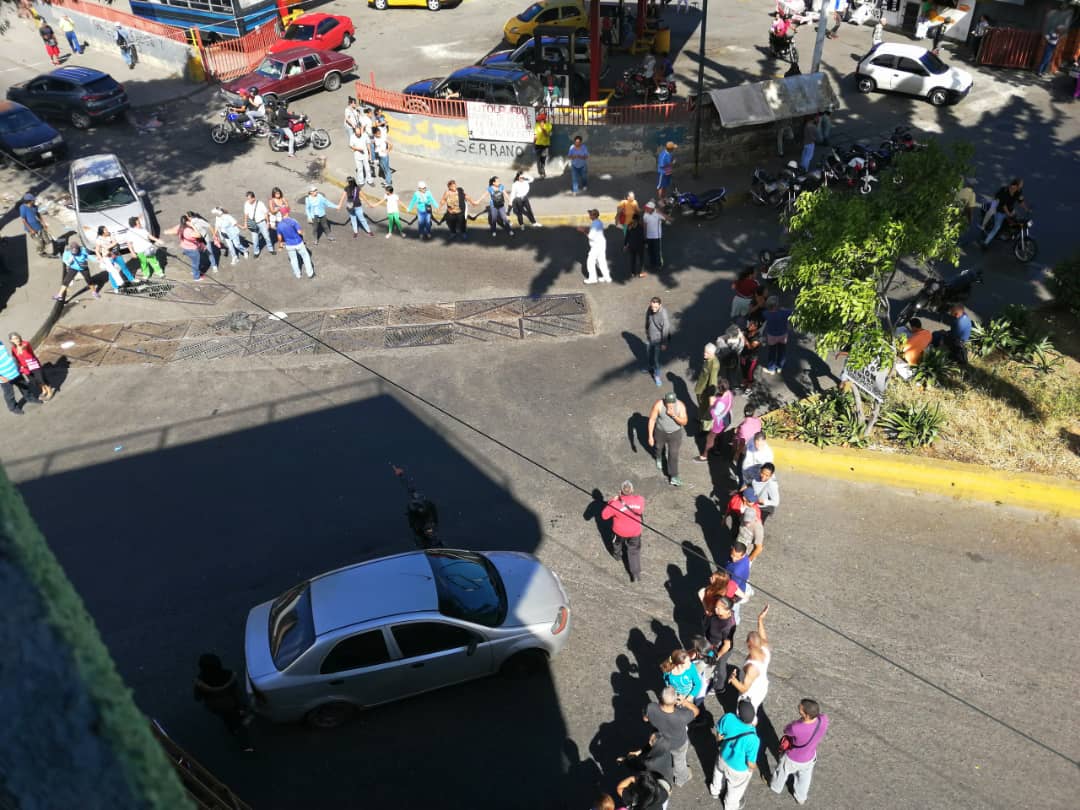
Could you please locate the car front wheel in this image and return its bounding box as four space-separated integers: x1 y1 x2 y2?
70 110 92 129
305 701 356 729
341 33 353 49
374 0 388 8
323 72 342 92
427 0 442 9
928 88 948 106
856 76 876 94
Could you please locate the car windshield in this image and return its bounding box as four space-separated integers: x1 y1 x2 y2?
518 2 544 22
425 549 507 628
283 23 315 40
76 177 136 212
254 58 285 79
919 51 949 75
0 109 44 134
516 73 544 106
268 581 316 671
510 40 535 61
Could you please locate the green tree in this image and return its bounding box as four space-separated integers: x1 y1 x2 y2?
779 140 972 424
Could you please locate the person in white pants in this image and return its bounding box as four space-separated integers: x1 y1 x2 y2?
349 126 373 186
579 209 611 284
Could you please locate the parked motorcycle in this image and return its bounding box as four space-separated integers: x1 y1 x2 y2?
268 114 331 152
662 187 727 218
895 266 983 328
758 247 791 280
750 167 791 208
613 68 675 102
210 110 269 144
979 207 1038 262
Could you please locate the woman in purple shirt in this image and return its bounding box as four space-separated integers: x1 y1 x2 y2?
770 698 829 804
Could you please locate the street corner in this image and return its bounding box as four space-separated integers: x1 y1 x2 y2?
770 438 1080 520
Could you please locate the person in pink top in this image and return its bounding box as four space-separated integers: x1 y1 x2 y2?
601 481 645 583
694 379 733 462
770 698 829 804
733 405 762 469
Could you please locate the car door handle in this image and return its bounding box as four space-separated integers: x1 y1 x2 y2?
410 662 425 669
328 679 344 685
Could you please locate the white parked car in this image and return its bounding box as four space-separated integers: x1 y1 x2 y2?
855 42 972 107
68 153 155 249
245 548 571 728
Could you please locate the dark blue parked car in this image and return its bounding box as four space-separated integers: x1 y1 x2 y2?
0 101 64 166
403 64 543 106
6 66 128 130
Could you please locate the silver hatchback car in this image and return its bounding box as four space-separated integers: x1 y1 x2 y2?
245 548 571 728
69 153 154 250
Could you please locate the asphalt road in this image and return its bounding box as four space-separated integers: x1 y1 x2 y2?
2 2 1080 809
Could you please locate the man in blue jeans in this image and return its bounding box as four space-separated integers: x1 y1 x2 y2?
406 180 437 240
1036 26 1064 76
982 178 1027 247
644 296 671 386
568 135 589 194
275 214 314 279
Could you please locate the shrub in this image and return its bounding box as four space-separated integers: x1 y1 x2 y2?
910 347 958 387
1047 251 1080 319
880 402 945 448
785 388 867 448
969 317 1016 358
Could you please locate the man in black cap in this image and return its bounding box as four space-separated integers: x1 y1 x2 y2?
647 391 688 487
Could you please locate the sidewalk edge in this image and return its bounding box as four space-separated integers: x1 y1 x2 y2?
771 438 1080 520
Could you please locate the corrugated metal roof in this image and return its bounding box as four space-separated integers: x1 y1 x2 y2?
706 72 839 128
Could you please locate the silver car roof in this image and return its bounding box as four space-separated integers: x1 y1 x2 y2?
70 153 125 184
309 551 438 636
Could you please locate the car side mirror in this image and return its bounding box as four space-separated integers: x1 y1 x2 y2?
466 639 478 657
137 189 147 196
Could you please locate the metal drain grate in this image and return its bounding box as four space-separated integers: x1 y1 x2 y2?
385 323 454 348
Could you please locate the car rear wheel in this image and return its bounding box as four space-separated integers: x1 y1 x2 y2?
374 0 388 8
305 701 356 729
928 87 948 107
70 110 92 129
500 649 549 679
341 33 353 49
427 0 442 9
323 72 342 92
856 76 875 94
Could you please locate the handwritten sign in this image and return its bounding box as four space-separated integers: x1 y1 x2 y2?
466 102 536 144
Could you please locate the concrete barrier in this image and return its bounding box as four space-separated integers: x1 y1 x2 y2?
33 2 196 79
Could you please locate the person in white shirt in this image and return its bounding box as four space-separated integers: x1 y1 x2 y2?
210 206 248 264
358 106 375 164
343 97 361 138
578 209 611 284
245 87 266 129
642 201 669 276
744 462 779 523
243 191 274 256
741 432 774 484
349 126 373 185
509 171 540 228
126 215 164 278
372 127 392 186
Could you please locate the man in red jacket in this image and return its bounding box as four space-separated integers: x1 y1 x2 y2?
602 481 646 582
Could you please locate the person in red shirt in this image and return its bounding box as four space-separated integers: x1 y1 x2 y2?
9 333 54 401
601 481 646 582
731 267 760 320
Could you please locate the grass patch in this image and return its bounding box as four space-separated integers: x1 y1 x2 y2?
766 307 1080 479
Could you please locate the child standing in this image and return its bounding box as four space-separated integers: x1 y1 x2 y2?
368 185 405 239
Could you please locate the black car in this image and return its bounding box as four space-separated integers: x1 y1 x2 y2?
403 64 543 106
0 101 64 166
6 67 129 129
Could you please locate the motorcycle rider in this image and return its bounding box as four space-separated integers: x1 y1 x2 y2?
245 86 266 130
268 99 297 157
981 178 1028 248
770 13 796 56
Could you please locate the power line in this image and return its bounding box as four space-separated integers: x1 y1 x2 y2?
7 150 1076 769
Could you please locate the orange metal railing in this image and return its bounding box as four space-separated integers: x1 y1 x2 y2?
200 21 282 81
352 80 690 126
978 26 1079 72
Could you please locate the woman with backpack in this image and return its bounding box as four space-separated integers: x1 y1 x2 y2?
486 175 514 238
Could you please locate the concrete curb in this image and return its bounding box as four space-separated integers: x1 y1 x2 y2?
771 438 1080 520
320 164 744 228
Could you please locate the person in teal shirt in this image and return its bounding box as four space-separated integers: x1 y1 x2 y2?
661 650 703 704
406 180 437 240
710 701 760 806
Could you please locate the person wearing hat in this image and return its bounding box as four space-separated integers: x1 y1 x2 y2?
601 481 646 582
577 209 611 284
533 111 553 179
709 697 761 806
642 200 669 277
648 391 688 487
18 194 51 258
304 186 339 245
657 142 677 204
406 181 438 241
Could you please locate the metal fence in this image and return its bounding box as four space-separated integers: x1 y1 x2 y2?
199 20 281 81
352 81 690 126
979 26 1080 72
44 0 189 43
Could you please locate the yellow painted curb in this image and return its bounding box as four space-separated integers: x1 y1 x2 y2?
770 438 1080 519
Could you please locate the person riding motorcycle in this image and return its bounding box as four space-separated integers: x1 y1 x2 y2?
268 99 298 156
981 177 1029 248
245 85 266 130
